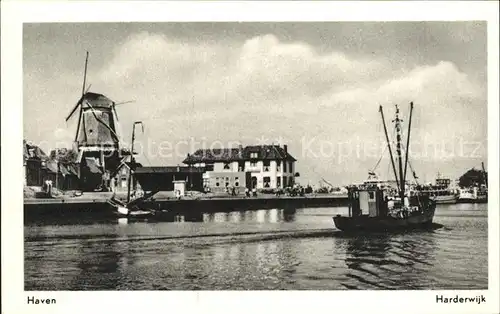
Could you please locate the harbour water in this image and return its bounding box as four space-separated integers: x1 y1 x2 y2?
24 203 488 290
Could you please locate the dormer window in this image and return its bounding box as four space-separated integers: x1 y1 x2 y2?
250 152 258 159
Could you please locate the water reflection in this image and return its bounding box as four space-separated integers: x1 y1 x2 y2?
199 208 297 224
71 235 122 290
25 204 487 290
341 231 437 289
283 208 297 222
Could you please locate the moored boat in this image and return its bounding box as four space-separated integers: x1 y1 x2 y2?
333 103 437 232
433 194 458 204
457 186 488 204
106 121 171 220
409 175 458 205
456 162 488 204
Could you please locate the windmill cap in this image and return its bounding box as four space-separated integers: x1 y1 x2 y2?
81 92 115 109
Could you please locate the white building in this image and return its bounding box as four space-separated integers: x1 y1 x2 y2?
183 145 297 190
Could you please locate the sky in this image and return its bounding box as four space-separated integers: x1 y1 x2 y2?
23 22 488 186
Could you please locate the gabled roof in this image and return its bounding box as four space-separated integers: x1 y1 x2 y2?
44 160 79 176
244 145 295 161
183 145 296 164
23 140 49 161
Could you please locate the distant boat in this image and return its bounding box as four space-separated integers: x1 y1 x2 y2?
410 175 458 205
333 103 436 232
457 186 488 204
457 163 488 204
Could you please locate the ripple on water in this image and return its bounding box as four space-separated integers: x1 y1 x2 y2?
25 205 488 290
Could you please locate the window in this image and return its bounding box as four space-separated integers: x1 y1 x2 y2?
250 152 258 159
289 162 293 173
223 162 230 170
283 177 288 187
216 182 220 187
283 161 287 173
277 177 281 187
238 161 245 172
235 182 239 187
369 191 374 199
250 161 257 168
263 160 270 172
263 177 271 188
276 160 281 172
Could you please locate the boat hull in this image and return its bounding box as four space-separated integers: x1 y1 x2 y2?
457 197 488 204
114 209 172 221
433 194 457 204
333 209 435 232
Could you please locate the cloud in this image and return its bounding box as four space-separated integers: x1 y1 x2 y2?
24 31 487 184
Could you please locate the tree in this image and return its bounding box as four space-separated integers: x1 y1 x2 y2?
458 168 487 188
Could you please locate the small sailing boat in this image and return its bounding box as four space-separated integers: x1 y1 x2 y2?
333 103 437 232
107 121 169 221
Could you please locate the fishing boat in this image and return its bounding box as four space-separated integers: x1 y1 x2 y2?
333 103 436 232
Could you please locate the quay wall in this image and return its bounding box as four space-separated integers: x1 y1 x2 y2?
24 195 349 221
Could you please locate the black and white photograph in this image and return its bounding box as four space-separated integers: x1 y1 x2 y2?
2 1 499 314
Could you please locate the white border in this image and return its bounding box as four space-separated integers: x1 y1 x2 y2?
1 1 499 314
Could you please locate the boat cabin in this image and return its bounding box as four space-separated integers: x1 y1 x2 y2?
348 186 388 218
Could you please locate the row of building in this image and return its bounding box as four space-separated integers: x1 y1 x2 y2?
24 140 298 194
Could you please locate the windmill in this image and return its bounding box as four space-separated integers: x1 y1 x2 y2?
66 51 134 191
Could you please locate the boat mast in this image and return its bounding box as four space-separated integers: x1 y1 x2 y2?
393 105 405 200
379 105 400 193
481 162 487 187
403 102 414 184
127 121 143 203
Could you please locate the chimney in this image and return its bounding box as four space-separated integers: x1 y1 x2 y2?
284 144 288 154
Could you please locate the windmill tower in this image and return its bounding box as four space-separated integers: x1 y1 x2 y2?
66 52 132 191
